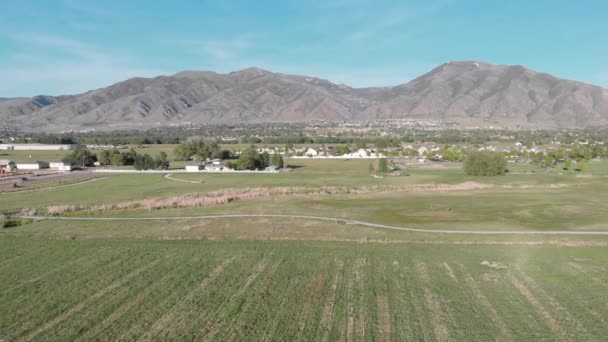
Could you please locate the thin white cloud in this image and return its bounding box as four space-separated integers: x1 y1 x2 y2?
5 32 102 61
343 0 451 43
0 63 167 96
0 32 167 97
62 0 121 19
183 34 261 61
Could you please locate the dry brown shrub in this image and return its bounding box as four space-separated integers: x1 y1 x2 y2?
47 205 77 215
44 182 490 214
18 208 37 217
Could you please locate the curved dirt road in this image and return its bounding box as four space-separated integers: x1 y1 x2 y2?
20 214 608 236
2 177 107 195
163 174 202 184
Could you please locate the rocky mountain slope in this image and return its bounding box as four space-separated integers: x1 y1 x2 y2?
1 61 607 131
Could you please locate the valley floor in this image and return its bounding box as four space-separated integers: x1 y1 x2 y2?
2 158 608 340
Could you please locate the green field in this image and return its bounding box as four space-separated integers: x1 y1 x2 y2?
0 143 338 165
2 157 608 340
1 239 607 341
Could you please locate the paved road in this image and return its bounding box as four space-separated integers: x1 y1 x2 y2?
19 214 608 236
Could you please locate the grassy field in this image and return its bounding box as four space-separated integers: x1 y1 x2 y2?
2 159 608 231
2 157 608 340
0 143 340 165
1 238 608 341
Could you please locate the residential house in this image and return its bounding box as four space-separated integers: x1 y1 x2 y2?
185 164 202 172
0 160 16 173
50 161 73 171
304 147 320 157
203 159 224 171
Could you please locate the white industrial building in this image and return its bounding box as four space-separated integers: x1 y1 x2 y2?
50 161 73 171
16 161 50 170
0 144 86 151
185 164 203 172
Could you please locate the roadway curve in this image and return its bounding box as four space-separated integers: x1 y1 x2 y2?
163 174 202 184
2 177 107 194
20 214 608 236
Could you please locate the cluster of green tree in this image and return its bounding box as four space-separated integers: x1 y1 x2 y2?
526 144 608 170
10 131 181 145
262 136 405 147
2 217 32 229
332 146 351 156
134 152 170 170
8 124 608 150
463 151 508 176
373 158 389 174
230 146 283 170
63 149 97 167
26 134 76 144
174 140 231 161
438 146 464 161
97 148 138 166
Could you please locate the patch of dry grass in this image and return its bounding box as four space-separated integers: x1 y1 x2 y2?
43 182 493 215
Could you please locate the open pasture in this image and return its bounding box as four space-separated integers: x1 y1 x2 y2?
3 159 608 232
1 238 607 341
2 158 608 341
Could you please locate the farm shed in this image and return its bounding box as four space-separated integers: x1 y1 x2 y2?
16 161 50 170
185 164 203 172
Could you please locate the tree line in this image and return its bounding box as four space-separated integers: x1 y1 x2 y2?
7 127 608 149
63 148 169 170
173 140 231 161
224 146 284 170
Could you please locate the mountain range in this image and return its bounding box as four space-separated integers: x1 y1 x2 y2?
2 61 608 131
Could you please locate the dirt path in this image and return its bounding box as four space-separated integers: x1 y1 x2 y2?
21 214 608 236
200 259 270 341
24 259 161 341
508 274 566 340
2 177 106 194
140 257 235 341
163 174 202 184
457 264 511 341
354 258 367 340
376 296 391 342
319 260 343 342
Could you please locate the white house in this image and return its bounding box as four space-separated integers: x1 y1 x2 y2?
16 161 50 170
305 147 320 157
352 148 370 158
0 159 16 172
417 146 429 156
203 160 224 171
257 147 277 154
50 161 73 171
185 164 202 172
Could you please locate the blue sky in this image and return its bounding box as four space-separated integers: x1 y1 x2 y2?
1 0 607 97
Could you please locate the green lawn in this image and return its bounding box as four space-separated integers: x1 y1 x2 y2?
2 156 608 340
2 158 607 231
1 238 607 341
